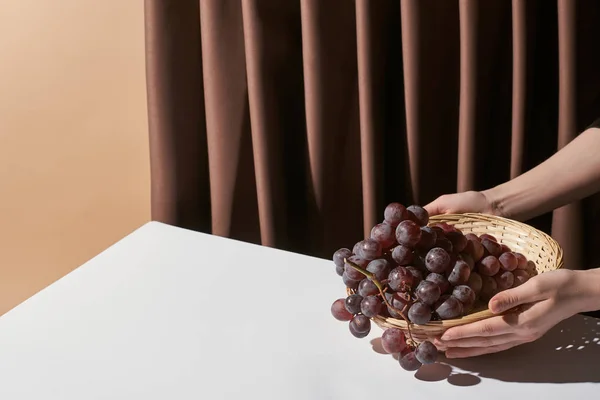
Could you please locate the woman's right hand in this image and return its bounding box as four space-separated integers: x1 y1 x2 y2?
424 190 501 217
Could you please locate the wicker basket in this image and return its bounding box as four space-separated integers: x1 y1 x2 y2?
348 213 564 343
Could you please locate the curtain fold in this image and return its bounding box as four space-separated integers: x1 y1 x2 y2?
144 0 600 269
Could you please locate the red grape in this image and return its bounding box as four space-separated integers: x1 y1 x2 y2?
514 252 528 270
342 273 360 289
331 299 353 321
408 301 432 324
335 264 345 276
425 247 451 273
501 244 511 253
333 248 352 267
482 239 503 258
480 233 497 242
434 222 456 233
358 279 379 297
478 255 500 276
406 266 424 285
345 294 364 315
361 296 383 318
415 340 438 364
381 328 407 354
480 275 498 300
388 266 414 291
391 245 414 265
467 271 483 294
415 280 441 305
370 223 396 249
396 220 422 248
407 205 429 226
366 258 391 281
416 226 437 251
513 269 530 287
355 239 382 260
464 233 480 242
467 238 485 261
435 295 463 319
384 202 408 227
460 253 475 270
399 349 422 371
349 315 371 338
426 272 450 294
495 271 514 290
499 252 518 271
452 285 476 309
446 231 468 253
344 256 368 280
448 260 471 286
434 236 454 253
387 291 412 312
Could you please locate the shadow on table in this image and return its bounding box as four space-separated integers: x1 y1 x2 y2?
371 315 600 385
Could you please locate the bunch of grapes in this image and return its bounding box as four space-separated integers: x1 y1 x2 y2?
330 202 537 371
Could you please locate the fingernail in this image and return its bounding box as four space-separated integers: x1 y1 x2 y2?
440 333 451 341
490 300 504 313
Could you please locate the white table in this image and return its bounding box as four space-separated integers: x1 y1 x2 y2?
0 222 598 399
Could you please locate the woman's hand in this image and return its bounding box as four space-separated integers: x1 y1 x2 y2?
435 269 600 358
424 190 501 217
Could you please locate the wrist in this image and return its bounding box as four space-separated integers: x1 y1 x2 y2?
481 185 509 218
571 269 600 314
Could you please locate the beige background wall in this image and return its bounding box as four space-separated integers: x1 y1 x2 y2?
0 1 150 314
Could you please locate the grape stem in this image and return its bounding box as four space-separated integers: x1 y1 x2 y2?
344 258 417 347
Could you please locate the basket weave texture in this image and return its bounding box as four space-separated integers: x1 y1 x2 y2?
348 213 564 343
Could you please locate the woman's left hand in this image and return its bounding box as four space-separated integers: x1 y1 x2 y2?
435 269 597 358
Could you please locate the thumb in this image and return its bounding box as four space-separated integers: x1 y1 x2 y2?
488 279 541 314
423 196 447 217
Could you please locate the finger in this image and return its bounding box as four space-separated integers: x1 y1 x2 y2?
440 314 519 341
444 341 521 359
435 333 517 349
423 197 445 216
489 277 544 314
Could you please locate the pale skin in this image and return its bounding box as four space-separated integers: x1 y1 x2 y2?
423 127 600 359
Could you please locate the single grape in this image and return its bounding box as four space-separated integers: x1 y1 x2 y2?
399 349 422 371
358 279 379 297
446 231 468 253
361 296 383 318
430 226 445 237
499 252 518 271
415 280 441 305
349 315 371 338
335 264 345 276
425 247 451 273
513 269 530 287
396 220 422 248
370 222 396 249
333 248 352 268
387 306 404 319
345 294 364 315
526 260 537 274
435 295 463 319
480 275 498 301
482 239 503 258
366 258 390 281
468 238 485 261
352 242 361 255
407 205 429 226
384 202 408 227
467 271 483 294
342 273 360 290
381 328 407 354
464 233 480 242
478 255 500 276
415 340 438 364
406 266 424 285
345 256 368 281
452 285 476 309
388 266 415 291
392 245 414 265
408 302 432 324
426 272 450 294
434 222 456 233
331 299 353 321
416 226 437 251
495 271 515 290
480 233 498 242
434 236 454 254
386 291 412 313
355 239 382 260
501 244 511 254
460 253 475 270
448 260 471 286
514 252 528 270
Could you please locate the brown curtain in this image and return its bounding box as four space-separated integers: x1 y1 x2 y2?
143 0 600 270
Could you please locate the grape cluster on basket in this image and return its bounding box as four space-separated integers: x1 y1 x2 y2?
330 202 537 371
